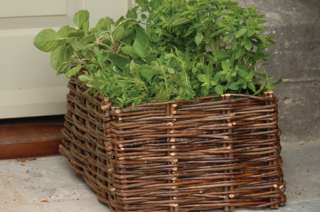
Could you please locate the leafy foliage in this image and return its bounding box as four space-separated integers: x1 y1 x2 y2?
34 0 274 107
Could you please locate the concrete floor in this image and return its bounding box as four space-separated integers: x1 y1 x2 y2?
0 141 319 212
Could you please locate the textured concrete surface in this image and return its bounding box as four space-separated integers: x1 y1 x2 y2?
239 0 320 141
1 140 319 212
0 156 107 212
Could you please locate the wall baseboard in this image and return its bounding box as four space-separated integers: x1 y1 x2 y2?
0 116 63 159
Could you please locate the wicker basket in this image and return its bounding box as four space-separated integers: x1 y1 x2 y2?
60 78 286 212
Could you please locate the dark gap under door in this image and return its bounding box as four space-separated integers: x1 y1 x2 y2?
0 116 64 159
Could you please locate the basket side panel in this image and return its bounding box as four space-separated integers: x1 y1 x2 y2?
109 95 286 211
231 94 286 208
110 104 174 212
60 79 88 175
172 97 237 211
171 94 286 210
60 78 112 206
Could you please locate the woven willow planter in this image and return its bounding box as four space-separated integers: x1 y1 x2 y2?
60 78 286 212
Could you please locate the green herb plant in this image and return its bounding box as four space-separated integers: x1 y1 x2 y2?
34 0 274 107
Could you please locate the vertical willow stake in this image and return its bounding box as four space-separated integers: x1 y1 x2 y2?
100 98 112 205
264 91 281 209
167 103 179 212
223 94 235 212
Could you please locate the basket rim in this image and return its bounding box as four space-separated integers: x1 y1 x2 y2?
69 77 276 111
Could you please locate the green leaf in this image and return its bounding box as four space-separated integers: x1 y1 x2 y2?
238 68 251 81
136 0 149 8
121 45 139 58
139 67 156 81
234 49 244 59
229 82 240 90
79 74 91 82
167 68 175 74
195 32 204 46
66 65 82 77
248 82 256 92
171 17 190 26
70 36 94 51
57 26 77 38
113 19 137 41
94 48 107 68
109 53 130 71
210 79 218 86
150 0 162 9
214 71 224 82
34 29 58 52
133 27 149 59
73 10 89 32
127 7 138 19
244 39 253 50
95 17 113 31
221 60 231 73
113 24 125 41
214 85 225 95
236 28 247 38
197 74 209 84
50 46 72 73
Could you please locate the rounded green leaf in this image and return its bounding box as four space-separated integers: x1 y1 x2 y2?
57 25 77 38
73 10 90 32
235 28 247 38
133 27 150 59
79 74 91 82
50 46 73 73
34 29 58 52
195 32 204 46
121 45 139 58
95 17 113 31
66 65 82 77
214 85 225 95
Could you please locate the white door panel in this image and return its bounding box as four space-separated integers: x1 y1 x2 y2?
0 28 66 90
0 0 129 119
0 0 68 18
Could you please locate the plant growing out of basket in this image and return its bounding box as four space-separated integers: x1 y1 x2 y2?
34 0 274 107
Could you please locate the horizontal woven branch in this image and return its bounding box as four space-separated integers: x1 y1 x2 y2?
60 78 286 212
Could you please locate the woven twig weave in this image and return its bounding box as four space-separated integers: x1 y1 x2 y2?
60 78 286 212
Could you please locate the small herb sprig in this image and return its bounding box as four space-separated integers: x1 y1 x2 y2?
34 0 274 107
